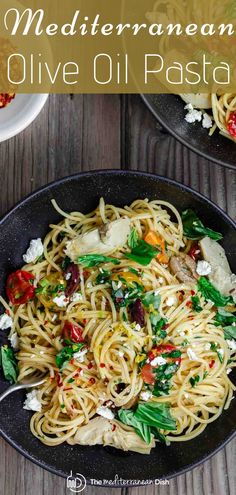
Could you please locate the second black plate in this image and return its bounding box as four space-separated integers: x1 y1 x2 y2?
141 94 236 169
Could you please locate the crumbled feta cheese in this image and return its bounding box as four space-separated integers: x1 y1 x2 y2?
134 324 141 331
23 389 42 412
0 313 13 330
218 348 224 358
73 348 88 363
184 103 194 112
70 292 83 303
187 347 199 361
202 113 213 129
86 282 92 288
53 294 68 307
51 314 57 322
179 331 185 337
39 350 44 355
96 405 115 420
227 368 232 375
65 273 71 281
196 260 212 276
166 295 177 307
185 108 202 124
23 238 44 264
9 332 19 350
30 354 35 358
140 390 152 401
184 392 189 399
150 356 167 366
204 343 211 351
157 277 164 284
79 369 84 376
226 339 236 352
118 351 124 357
112 280 122 290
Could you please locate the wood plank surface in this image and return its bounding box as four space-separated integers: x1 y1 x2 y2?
0 94 235 495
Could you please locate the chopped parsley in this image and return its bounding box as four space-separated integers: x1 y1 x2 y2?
191 295 203 313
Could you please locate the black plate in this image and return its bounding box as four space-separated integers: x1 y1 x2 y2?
141 94 236 169
0 170 235 485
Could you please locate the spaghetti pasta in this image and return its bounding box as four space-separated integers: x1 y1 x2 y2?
1 198 235 453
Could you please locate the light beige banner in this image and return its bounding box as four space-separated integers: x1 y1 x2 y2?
0 0 235 93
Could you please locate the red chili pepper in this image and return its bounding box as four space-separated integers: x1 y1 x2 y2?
87 362 93 369
62 321 84 343
100 363 106 368
89 377 96 384
6 270 35 305
209 359 215 368
227 111 236 138
186 300 192 308
191 290 195 296
56 373 63 387
189 242 201 261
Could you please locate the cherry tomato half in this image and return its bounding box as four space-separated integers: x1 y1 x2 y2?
141 363 156 385
6 270 35 305
62 321 84 343
189 242 201 261
227 111 236 139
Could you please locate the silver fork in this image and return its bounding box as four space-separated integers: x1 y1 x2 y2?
0 375 46 402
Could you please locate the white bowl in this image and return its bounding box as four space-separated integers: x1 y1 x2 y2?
0 94 48 142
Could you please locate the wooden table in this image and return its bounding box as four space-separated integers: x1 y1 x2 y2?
0 94 235 495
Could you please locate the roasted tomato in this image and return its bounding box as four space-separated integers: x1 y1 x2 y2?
6 270 35 305
141 344 181 385
62 321 84 343
141 363 156 385
227 111 236 139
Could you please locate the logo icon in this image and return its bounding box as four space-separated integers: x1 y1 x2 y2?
66 471 87 493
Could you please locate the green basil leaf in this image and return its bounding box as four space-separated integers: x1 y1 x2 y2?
95 269 111 285
125 240 158 266
182 209 223 241
55 343 85 370
128 228 139 249
35 278 50 295
215 308 236 326
77 254 120 268
224 325 236 340
189 375 200 387
191 295 203 313
197 277 233 307
142 291 161 310
134 401 176 431
0 345 18 384
118 408 152 444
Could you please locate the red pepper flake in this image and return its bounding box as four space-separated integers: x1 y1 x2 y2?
51 334 56 339
163 324 170 330
44 320 48 325
112 424 117 432
63 387 73 391
83 319 87 325
6 309 10 316
191 290 195 296
89 377 96 384
87 362 93 369
56 373 63 387
100 363 106 368
209 359 215 369
179 293 184 302
109 365 114 370
188 316 194 320
70 358 75 365
186 301 192 308
83 270 89 279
